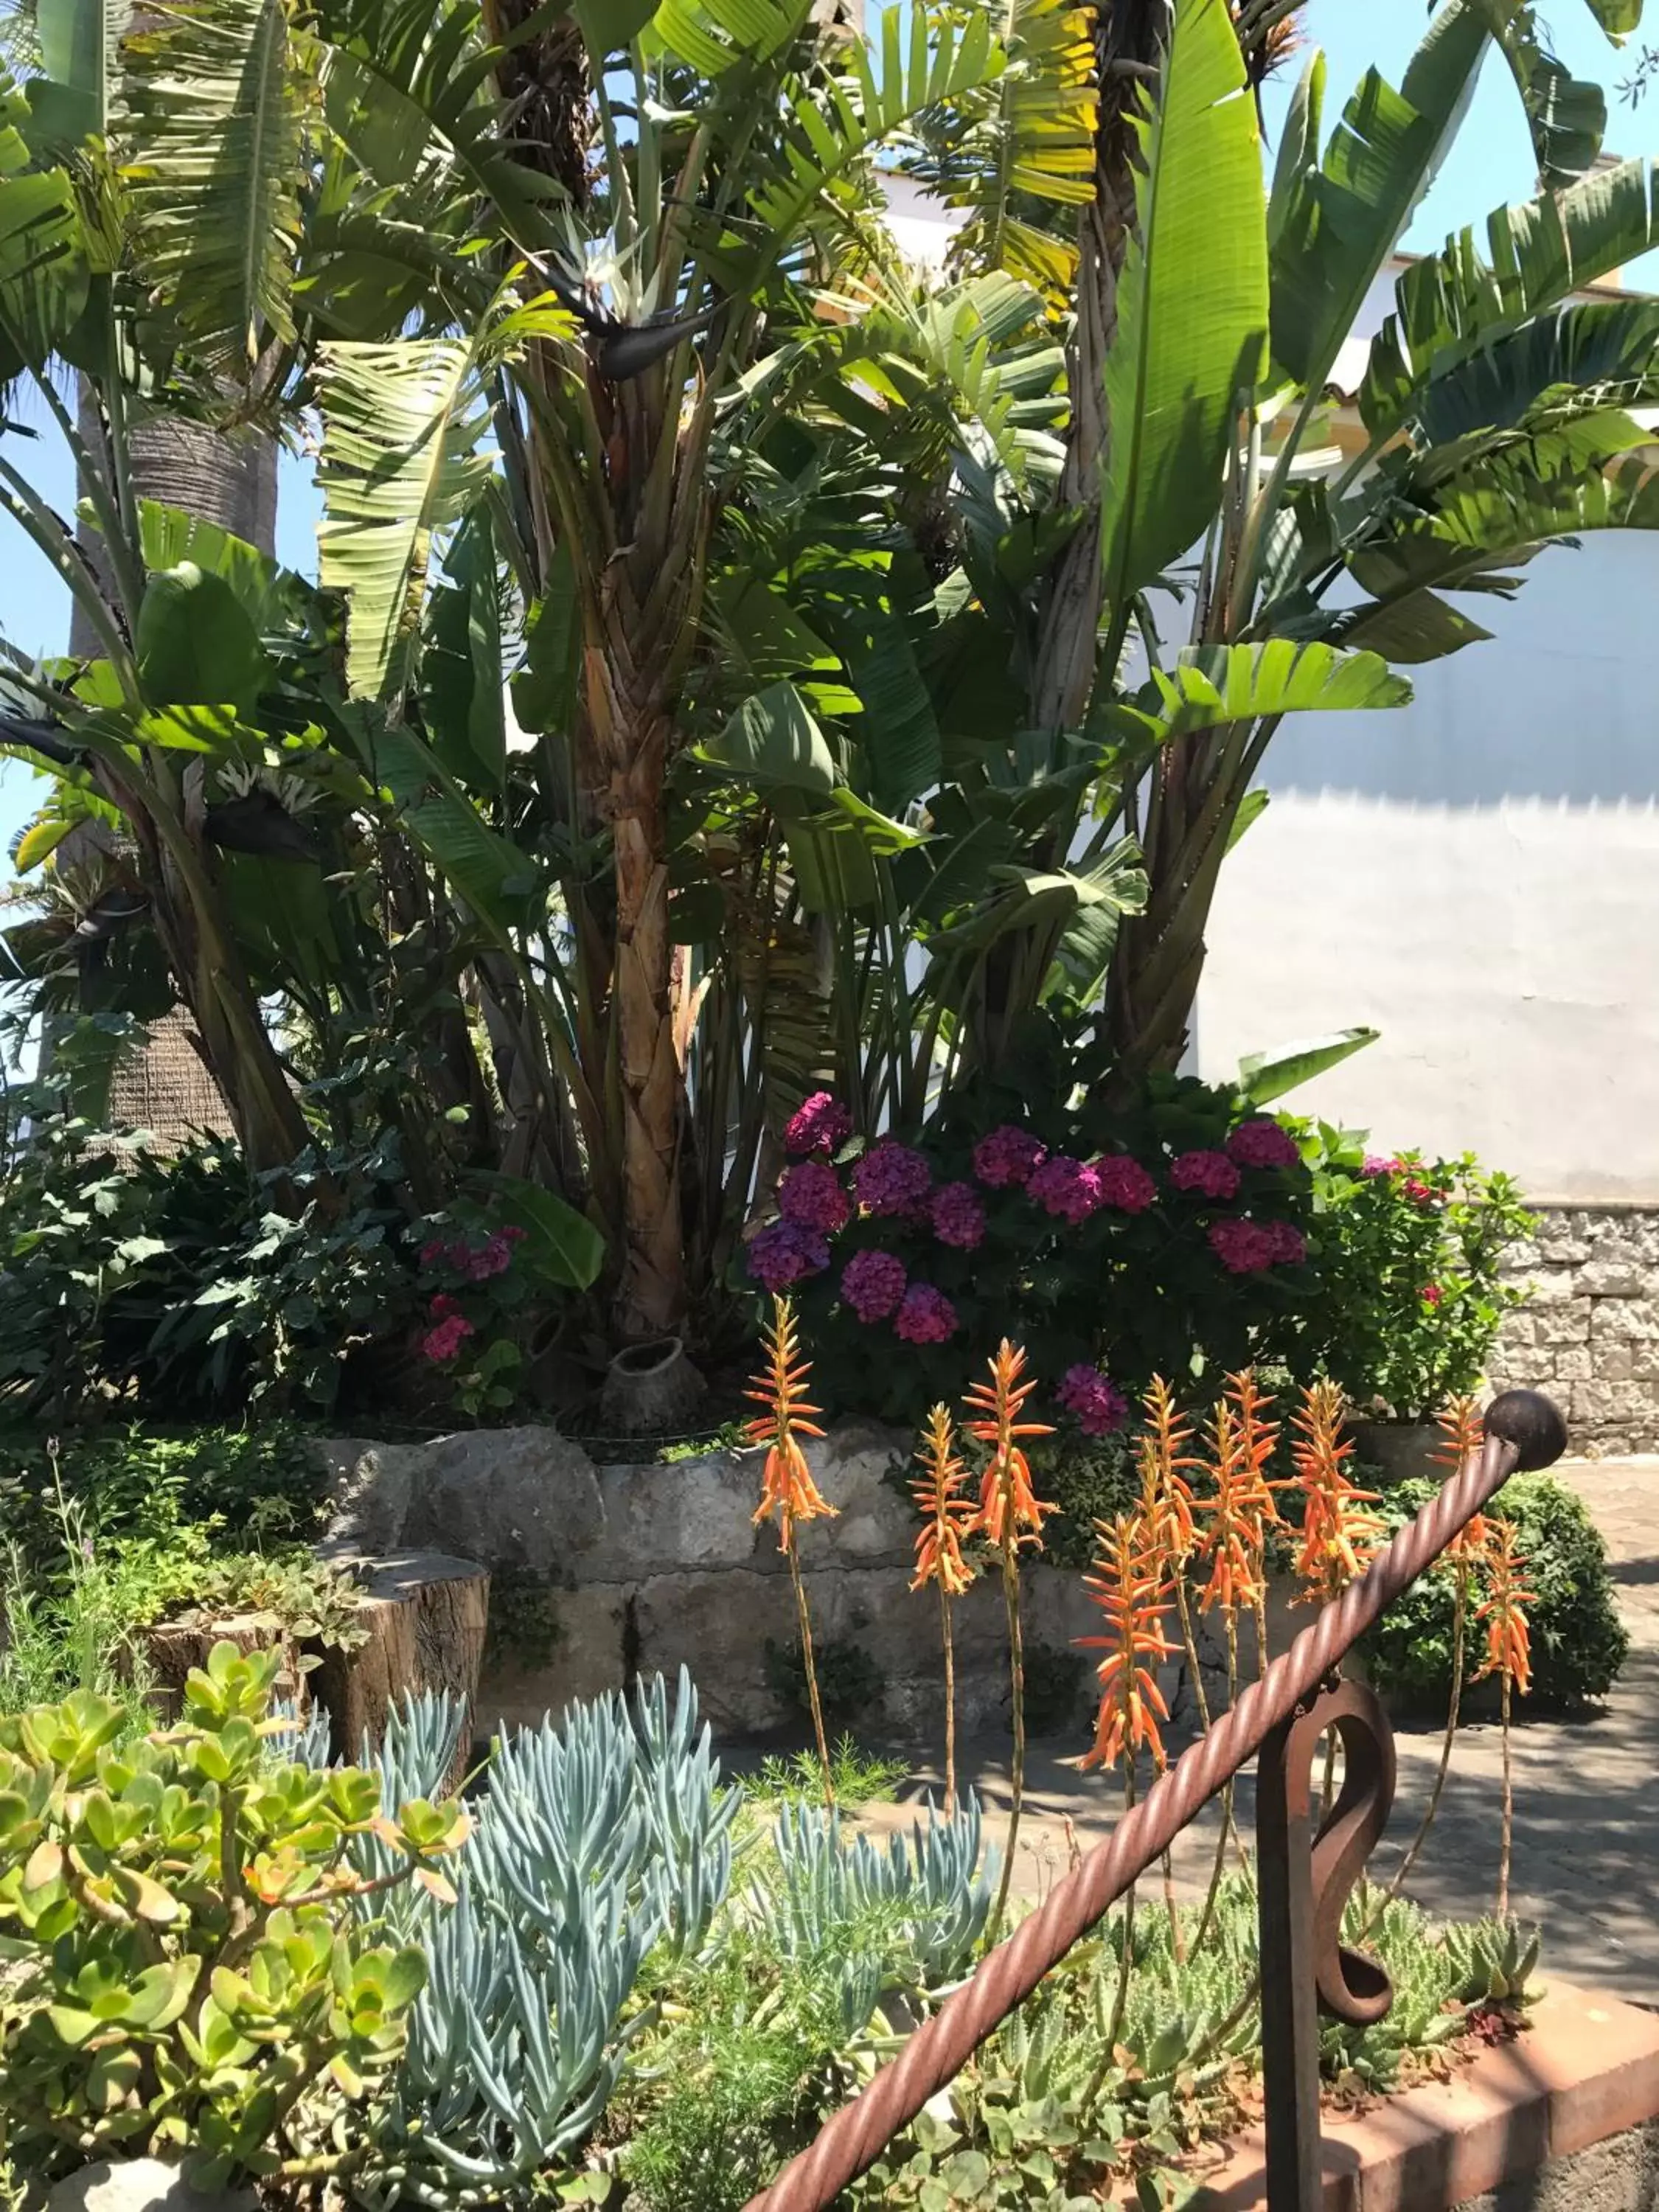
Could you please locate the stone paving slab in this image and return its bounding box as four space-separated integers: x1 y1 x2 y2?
855 1460 1659 2006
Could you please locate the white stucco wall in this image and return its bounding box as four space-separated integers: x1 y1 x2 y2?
1194 530 1659 1201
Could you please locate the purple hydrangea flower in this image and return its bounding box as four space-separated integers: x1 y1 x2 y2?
841 1248 907 1321
931 1180 986 1251
852 1139 932 1217
1094 1155 1158 1214
785 1091 854 1157
894 1282 958 1343
973 1125 1048 1189
1263 1220 1307 1265
1225 1118 1301 1172
1362 1153 1404 1179
1028 1155 1104 1224
748 1219 831 1291
777 1159 850 1236
1169 1149 1241 1202
1056 1363 1130 1436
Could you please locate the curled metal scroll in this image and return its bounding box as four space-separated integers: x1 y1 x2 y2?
1279 1677 1398 2027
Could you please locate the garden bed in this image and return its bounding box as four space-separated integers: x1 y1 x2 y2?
1194 1982 1659 2211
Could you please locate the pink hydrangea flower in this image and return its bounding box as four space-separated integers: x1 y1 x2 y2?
894 1282 958 1343
841 1248 907 1322
1225 1118 1301 1172
1093 1155 1158 1214
1056 1364 1129 1436
1403 1177 1436 1205
430 1293 462 1320
1028 1155 1103 1223
785 1091 854 1157
1422 1282 1444 1307
778 1159 850 1236
747 1220 830 1291
422 1313 476 1363
1262 1220 1307 1265
1362 1154 1404 1179
973 1125 1048 1189
1170 1148 1241 1201
1208 1218 1279 1274
853 1139 932 1217
931 1180 986 1251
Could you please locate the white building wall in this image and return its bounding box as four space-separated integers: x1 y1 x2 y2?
1194 530 1659 1201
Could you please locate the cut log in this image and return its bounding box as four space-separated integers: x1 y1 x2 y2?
139 1611 304 1722
310 1551 490 1778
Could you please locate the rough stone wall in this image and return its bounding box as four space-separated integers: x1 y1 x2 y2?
1490 1206 1659 1455
320 1424 1110 1744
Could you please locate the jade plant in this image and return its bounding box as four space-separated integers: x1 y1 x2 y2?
0 1643 467 2185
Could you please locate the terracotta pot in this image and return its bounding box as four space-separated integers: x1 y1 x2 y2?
1349 1418 1444 1487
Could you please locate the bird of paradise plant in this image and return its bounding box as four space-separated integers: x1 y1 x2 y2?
965 1339 1056 1938
1079 1507 1181 2009
910 1402 978 1812
747 1295 838 1809
1382 1397 1489 1913
1475 1517 1537 1919
1291 1379 1384 1814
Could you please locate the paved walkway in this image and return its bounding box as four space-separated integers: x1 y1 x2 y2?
860 1460 1659 2006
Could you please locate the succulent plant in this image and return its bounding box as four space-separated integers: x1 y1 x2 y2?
359 1668 738 2207
1444 1917 1543 2007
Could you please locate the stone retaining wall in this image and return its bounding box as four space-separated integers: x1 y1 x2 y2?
320 1425 1120 1743
1490 1205 1659 1455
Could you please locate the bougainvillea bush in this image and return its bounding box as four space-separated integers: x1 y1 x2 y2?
1300 1141 1533 1421
748 1021 1324 1429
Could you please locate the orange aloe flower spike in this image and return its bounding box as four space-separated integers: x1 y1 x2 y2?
745 1295 835 1551
1475 1519 1538 1698
964 1338 1057 1554
1290 1379 1385 1604
1078 1510 1178 1773
1138 1375 1200 1567
910 1403 976 1596
1225 1367 1285 1526
1193 1399 1265 1615
1435 1397 1492 1568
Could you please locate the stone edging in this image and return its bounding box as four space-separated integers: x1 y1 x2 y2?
1192 1982 1659 2211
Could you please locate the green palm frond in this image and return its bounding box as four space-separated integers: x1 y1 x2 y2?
314 295 574 697
647 0 807 76
119 0 310 380
908 0 1097 303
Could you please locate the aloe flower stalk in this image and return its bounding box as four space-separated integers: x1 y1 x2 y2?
1475 1517 1537 1919
747 1295 838 1809
965 1338 1055 1940
910 1402 977 1812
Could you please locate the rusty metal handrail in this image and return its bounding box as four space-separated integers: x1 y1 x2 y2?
747 1388 1568 2211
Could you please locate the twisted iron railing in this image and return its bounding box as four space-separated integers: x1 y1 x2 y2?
746 1387 1568 2212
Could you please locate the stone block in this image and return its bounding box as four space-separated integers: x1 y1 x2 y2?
591 1450 772 1582
1553 1347 1593 1380
1577 1261 1649 1298
47 2164 254 2212
1538 1305 1591 1346
326 1428 605 1577
1590 1300 1659 1344
1511 1270 1575 1307
632 1568 801 1734
810 1423 915 1567
476 1582 629 1736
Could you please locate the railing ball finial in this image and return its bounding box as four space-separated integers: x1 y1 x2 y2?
1484 1388 1568 1473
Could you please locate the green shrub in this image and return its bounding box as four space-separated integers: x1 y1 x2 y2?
0 1643 465 2186
1360 1474 1630 1711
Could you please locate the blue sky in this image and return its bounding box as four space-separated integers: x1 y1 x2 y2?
2 0 1655 861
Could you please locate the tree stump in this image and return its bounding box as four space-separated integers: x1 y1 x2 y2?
140 1612 305 1721
136 1553 490 1789
310 1551 490 1778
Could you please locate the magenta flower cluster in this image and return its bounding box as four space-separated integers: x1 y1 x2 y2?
841 1248 907 1321
1225 1119 1301 1172
748 1219 831 1292
1361 1153 1438 1204
1171 1148 1241 1200
420 1225 526 1283
852 1139 932 1217
1208 1217 1307 1274
931 1181 986 1250
1094 1155 1158 1214
1028 1155 1103 1224
973 1125 1048 1188
421 1293 476 1365
778 1159 851 1236
785 1091 853 1158
1057 1363 1129 1436
894 1282 958 1343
